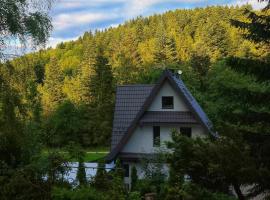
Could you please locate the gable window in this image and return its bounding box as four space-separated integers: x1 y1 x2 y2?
153 126 160 147
162 96 174 109
123 164 129 177
180 127 192 137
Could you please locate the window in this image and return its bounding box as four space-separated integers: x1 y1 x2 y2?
153 126 160 147
162 96 174 109
123 164 129 177
180 127 192 137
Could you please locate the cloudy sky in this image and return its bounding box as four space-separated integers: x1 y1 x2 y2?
47 0 267 47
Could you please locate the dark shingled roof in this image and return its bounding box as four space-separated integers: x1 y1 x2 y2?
140 111 197 124
111 84 154 150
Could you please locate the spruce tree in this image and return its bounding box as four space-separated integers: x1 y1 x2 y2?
89 51 114 145
39 57 65 114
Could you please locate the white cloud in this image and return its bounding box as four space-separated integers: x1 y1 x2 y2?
52 12 118 32
229 0 268 10
52 0 207 33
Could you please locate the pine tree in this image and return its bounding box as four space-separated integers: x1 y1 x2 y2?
39 57 65 114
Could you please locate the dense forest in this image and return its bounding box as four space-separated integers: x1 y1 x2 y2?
1 3 270 199
1 5 269 147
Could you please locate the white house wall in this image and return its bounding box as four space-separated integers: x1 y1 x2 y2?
121 124 206 154
148 80 189 111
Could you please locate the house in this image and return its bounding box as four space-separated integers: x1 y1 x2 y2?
106 69 216 187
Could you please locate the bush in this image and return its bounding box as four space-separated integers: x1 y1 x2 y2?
166 183 236 200
52 187 104 200
128 191 141 200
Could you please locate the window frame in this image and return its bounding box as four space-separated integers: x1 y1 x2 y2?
162 96 174 109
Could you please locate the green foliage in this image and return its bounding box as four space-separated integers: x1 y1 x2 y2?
166 183 236 200
52 187 104 200
39 58 65 114
77 161 87 186
4 6 269 148
1 5 270 200
89 52 115 145
0 166 50 200
0 0 53 57
43 101 82 147
137 150 168 199
92 161 108 190
128 191 141 200
231 8 270 44
131 166 138 191
203 58 270 199
167 129 257 199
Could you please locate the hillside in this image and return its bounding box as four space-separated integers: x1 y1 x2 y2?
1 5 269 146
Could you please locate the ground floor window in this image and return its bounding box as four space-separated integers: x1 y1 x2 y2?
180 127 192 137
123 164 129 177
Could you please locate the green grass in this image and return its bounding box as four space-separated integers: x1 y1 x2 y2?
84 146 109 152
84 152 107 162
41 147 109 162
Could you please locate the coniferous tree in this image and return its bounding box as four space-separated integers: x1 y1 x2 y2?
204 59 270 199
77 160 87 186
39 57 65 114
108 159 126 200
131 166 138 191
190 52 211 90
93 161 108 190
89 51 114 145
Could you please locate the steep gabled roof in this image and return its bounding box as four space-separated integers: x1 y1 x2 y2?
106 70 216 162
110 84 154 150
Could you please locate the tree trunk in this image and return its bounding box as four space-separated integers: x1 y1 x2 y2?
233 182 245 200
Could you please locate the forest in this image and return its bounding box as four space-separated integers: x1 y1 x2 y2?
0 2 270 200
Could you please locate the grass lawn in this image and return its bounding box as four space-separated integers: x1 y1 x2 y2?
84 152 107 162
42 147 109 162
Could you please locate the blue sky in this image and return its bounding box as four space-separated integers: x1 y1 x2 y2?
46 0 267 47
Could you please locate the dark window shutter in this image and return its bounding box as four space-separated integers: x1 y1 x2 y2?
153 126 160 146
123 164 129 177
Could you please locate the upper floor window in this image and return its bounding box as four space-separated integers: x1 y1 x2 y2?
153 126 160 147
162 96 174 109
180 127 192 137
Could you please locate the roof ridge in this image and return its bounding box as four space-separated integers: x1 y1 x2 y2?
118 84 155 87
